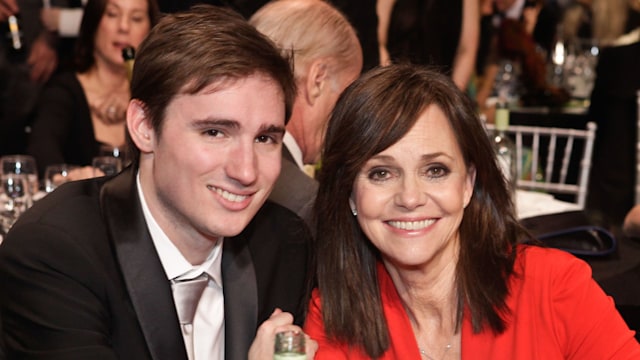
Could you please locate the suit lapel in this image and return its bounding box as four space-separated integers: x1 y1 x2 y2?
100 167 188 360
222 231 258 360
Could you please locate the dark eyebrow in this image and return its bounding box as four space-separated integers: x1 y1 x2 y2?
191 119 285 136
420 152 454 161
260 124 286 136
191 118 239 130
368 152 454 162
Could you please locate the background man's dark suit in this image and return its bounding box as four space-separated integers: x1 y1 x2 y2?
269 147 318 229
0 167 310 359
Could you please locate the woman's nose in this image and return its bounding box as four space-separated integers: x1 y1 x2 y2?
394 176 427 210
118 16 131 32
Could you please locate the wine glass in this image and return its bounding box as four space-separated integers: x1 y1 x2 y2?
44 164 78 193
99 144 129 168
0 174 30 235
92 156 122 177
1 154 39 202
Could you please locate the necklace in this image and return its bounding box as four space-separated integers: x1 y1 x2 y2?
419 343 452 360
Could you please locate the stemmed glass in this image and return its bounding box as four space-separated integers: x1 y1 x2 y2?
1 154 39 204
0 174 30 236
99 144 129 168
44 164 78 193
92 156 122 177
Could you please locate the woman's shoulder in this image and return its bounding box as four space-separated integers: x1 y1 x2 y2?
514 244 593 289
518 244 579 262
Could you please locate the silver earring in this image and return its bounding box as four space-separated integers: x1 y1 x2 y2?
351 208 357 216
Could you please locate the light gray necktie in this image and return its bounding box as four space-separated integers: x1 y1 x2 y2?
171 273 209 360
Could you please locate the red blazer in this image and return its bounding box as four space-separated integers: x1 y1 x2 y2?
305 246 640 359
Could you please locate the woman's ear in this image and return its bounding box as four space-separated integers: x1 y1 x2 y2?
464 165 477 208
126 99 154 153
349 196 357 216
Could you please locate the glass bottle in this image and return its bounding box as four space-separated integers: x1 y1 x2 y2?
493 101 517 197
274 331 306 360
122 46 135 82
3 14 26 62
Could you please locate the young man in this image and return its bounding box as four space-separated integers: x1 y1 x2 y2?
0 6 313 360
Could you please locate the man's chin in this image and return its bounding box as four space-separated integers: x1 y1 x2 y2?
212 213 258 237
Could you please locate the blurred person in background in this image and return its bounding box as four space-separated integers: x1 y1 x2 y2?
475 0 568 115
155 0 380 72
0 0 72 155
250 0 363 227
376 0 479 91
26 0 159 178
586 0 640 229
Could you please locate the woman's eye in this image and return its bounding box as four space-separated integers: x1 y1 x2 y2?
368 168 391 181
427 166 449 178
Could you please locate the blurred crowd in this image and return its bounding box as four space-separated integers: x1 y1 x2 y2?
1 0 640 224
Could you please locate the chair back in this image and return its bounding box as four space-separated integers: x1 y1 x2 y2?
486 121 597 209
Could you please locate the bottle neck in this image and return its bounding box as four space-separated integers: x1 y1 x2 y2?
6 15 24 51
494 106 510 131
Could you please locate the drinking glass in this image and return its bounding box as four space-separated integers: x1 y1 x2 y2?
564 39 599 99
99 144 129 167
92 156 122 177
44 164 78 193
274 331 306 360
1 154 39 199
0 173 30 235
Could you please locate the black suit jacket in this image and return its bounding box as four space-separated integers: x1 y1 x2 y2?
0 166 311 359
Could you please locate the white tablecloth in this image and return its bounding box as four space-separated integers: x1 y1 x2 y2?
516 190 582 219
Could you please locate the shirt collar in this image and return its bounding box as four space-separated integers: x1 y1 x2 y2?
283 131 304 169
136 172 223 287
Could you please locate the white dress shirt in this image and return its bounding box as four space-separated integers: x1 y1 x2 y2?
283 131 304 170
137 174 225 360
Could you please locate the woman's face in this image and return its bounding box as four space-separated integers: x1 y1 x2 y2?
94 0 151 68
351 105 475 270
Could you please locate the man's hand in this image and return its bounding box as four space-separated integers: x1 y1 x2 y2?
248 308 318 360
0 0 18 22
27 33 58 83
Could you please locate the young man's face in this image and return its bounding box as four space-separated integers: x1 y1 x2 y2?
138 74 286 245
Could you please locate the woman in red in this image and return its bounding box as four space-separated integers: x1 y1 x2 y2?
304 64 640 359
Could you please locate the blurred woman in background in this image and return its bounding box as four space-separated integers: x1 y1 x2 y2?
27 0 159 177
